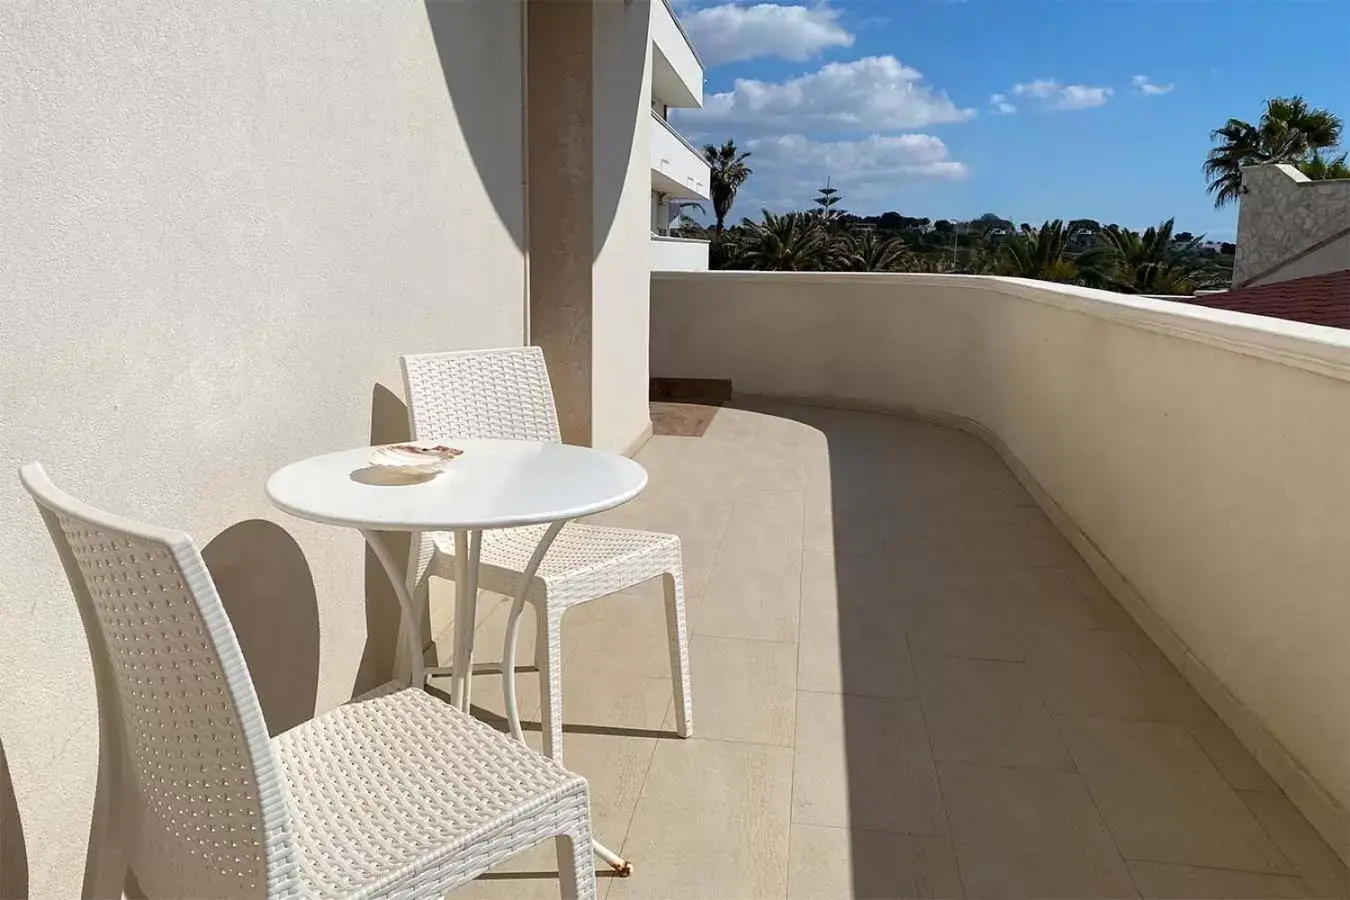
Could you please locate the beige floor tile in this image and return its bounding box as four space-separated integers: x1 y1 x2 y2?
555 669 675 732
792 691 946 836
937 761 1137 900
1239 791 1349 898
788 824 964 900
1023 629 1159 719
1127 860 1313 899
584 495 733 546
1110 619 1181 677
722 488 806 547
732 441 811 494
700 406 764 442
433 596 542 729
891 508 1077 571
689 635 798 746
450 839 595 900
895 576 1024 662
456 682 669 899
609 738 794 900
979 567 1131 633
1190 713 1281 793
1057 716 1293 873
1141 674 1282 793
804 498 895 554
565 593 682 680
799 549 893 614
623 539 719 610
913 654 1072 771
552 692 669 852
695 533 803 643
752 408 832 449
429 583 514 665
798 551 914 699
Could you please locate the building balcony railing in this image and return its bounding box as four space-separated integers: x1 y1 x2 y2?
650 232 709 271
651 0 702 109
651 110 710 201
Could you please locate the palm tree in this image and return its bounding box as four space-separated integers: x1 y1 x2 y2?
959 247 1000 275
736 211 833 271
997 220 1078 282
1204 96 1343 208
703 140 753 234
1297 151 1350 180
837 231 910 272
1077 218 1228 294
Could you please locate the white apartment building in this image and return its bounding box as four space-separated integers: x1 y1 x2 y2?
649 0 712 271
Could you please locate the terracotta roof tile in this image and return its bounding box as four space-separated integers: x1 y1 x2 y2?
1184 270 1350 329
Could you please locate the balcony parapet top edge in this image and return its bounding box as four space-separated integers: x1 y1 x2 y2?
650 271 1350 386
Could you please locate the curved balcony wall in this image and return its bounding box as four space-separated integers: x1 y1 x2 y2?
652 270 1350 863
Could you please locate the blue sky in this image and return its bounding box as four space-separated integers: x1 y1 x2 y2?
671 0 1350 240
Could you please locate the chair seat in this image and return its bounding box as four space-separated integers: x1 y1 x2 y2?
273 683 589 899
428 523 681 608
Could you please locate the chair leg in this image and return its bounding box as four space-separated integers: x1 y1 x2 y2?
537 604 566 763
663 569 694 738
557 828 597 900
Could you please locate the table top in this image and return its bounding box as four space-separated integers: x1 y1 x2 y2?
266 439 647 531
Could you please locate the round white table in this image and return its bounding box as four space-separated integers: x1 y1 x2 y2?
267 439 647 872
266 439 646 708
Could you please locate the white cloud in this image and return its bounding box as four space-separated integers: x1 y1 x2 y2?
1010 78 1112 111
731 133 968 213
1132 74 1174 96
989 92 1016 114
682 2 854 67
678 56 976 133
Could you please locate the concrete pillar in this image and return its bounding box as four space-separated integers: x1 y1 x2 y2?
525 0 652 452
526 0 594 445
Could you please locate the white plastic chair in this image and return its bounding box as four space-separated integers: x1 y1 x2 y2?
400 347 694 764
20 462 597 900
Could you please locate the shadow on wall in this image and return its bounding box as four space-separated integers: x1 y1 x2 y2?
423 0 643 262
589 0 647 260
354 384 430 695
202 521 320 736
423 0 526 253
0 738 25 900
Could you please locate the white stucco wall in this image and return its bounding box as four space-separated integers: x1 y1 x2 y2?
590 0 654 454
0 3 526 896
652 271 1350 862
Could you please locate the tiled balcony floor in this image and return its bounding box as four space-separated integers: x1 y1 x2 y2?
448 402 1347 900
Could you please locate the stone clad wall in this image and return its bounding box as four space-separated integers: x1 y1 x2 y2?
1234 164 1350 286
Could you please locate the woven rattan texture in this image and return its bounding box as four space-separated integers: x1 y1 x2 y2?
28 464 598 899
54 514 288 897
402 347 561 444
400 347 694 764
275 684 592 899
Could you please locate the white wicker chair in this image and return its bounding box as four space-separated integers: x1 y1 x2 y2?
20 462 597 900
400 347 694 763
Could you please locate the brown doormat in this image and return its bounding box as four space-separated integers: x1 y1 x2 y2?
649 377 732 404
650 402 720 437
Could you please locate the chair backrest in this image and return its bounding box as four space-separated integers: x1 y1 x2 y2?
19 464 297 899
400 346 562 445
